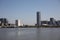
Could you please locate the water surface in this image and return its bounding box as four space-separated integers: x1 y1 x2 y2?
0 28 60 40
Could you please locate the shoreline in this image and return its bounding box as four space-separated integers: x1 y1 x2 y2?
0 26 60 28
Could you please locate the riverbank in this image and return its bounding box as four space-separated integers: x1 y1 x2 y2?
0 25 60 28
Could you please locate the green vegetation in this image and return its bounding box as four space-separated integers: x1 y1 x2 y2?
0 25 60 28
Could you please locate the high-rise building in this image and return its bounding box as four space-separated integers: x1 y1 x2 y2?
15 20 21 26
50 18 56 26
15 19 23 27
36 11 41 27
0 18 8 26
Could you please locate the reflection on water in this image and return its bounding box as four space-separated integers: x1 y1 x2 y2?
0 28 60 40
36 28 40 40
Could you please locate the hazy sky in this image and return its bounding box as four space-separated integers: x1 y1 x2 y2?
0 0 60 25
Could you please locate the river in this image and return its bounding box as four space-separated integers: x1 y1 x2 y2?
0 28 60 40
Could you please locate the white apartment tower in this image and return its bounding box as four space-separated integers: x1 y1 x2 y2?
15 20 21 26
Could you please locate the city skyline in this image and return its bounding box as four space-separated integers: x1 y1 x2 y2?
0 0 60 25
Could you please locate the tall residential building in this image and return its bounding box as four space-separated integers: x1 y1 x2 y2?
15 20 21 26
15 19 23 27
50 18 56 26
0 18 8 26
36 11 41 27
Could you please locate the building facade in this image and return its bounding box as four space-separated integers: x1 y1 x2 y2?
50 18 56 26
36 11 41 27
15 20 21 26
15 19 23 27
0 18 8 26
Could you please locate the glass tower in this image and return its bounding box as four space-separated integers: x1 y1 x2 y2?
37 12 41 27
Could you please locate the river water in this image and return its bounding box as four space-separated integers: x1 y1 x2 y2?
0 28 60 40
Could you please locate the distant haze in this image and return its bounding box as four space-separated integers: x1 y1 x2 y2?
0 0 60 25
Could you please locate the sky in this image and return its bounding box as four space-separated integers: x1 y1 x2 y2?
0 0 60 25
